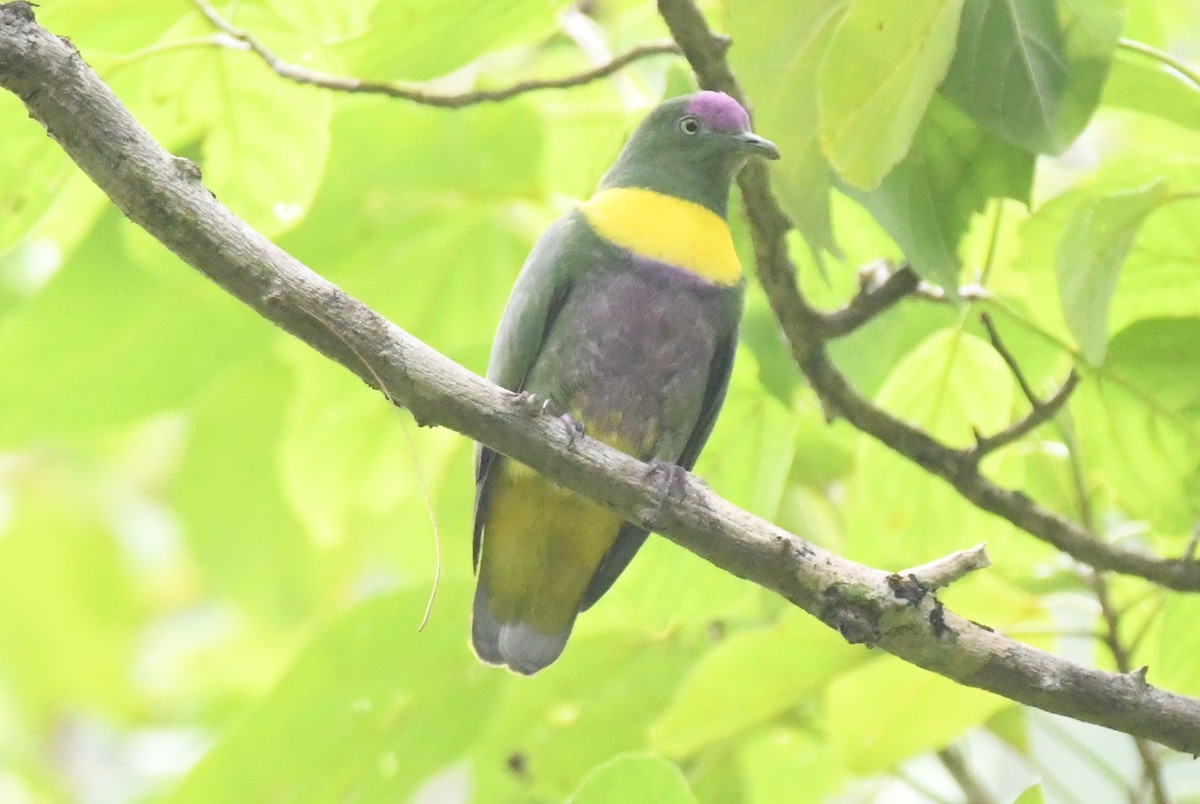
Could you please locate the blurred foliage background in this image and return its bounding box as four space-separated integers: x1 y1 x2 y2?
1 0 1200 801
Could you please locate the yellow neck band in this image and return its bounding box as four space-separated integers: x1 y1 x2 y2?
580 188 742 286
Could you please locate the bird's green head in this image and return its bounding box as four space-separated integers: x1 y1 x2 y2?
598 91 780 217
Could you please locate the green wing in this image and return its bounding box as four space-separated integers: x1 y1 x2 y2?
473 213 577 568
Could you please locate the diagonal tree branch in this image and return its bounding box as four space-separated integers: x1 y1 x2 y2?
3 1 1200 753
193 0 679 108
655 0 1200 593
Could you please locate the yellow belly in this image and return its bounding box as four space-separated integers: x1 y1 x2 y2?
480 459 624 633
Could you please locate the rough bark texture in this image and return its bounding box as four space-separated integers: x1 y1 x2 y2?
2 1 1198 753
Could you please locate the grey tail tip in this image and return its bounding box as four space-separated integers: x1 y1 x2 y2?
472 587 574 675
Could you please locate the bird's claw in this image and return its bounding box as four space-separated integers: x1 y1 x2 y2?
511 390 544 416
642 460 687 528
560 414 586 451
512 392 584 450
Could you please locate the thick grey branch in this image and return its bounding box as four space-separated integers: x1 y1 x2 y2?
194 0 679 108
3 1 1200 753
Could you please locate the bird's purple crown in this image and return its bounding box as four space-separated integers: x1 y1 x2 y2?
685 91 750 134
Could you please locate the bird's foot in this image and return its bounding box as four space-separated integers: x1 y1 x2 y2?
511 390 544 416
559 413 586 451
512 392 585 450
642 460 688 528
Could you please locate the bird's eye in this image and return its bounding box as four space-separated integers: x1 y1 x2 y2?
679 116 700 135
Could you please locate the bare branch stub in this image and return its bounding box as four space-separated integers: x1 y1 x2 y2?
901 543 991 591
194 0 680 107
819 262 920 338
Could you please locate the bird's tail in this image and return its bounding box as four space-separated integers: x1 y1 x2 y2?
471 583 574 675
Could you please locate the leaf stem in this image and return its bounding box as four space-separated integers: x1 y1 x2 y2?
1118 38 1200 93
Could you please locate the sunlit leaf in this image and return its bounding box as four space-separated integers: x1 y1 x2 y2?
845 329 1017 565
1103 52 1200 132
738 728 842 804
1158 591 1200 697
850 94 1034 289
336 0 573 82
648 612 866 759
818 0 965 188
568 754 697 804
730 0 850 261
473 634 694 799
828 656 1009 774
0 212 270 445
1056 180 1171 364
169 585 501 803
1071 318 1200 532
140 8 333 237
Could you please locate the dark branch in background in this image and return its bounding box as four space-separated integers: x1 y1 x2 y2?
1090 571 1170 804
969 313 1079 460
193 0 678 108
654 0 1200 593
937 746 997 804
1062 423 1171 802
4 1 1200 753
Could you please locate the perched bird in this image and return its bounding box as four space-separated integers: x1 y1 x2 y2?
471 91 779 674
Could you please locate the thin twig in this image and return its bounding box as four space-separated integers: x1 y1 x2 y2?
1184 522 1200 563
818 262 920 338
914 282 992 304
937 746 996 804
293 302 444 631
980 312 1040 405
1119 37 1200 92
971 372 1078 457
194 0 679 108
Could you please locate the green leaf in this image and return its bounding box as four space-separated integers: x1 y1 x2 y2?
0 212 270 445
262 0 378 43
1103 52 1200 132
1071 318 1200 532
335 0 572 82
729 0 850 261
845 329 1017 565
473 634 695 799
828 656 1009 774
1157 592 1200 697
0 465 139 723
141 9 334 237
169 585 503 803
648 612 866 759
737 728 842 804
851 94 1034 289
818 0 965 188
0 94 73 253
170 357 321 623
941 0 1124 154
1056 180 1171 364
569 754 696 804
1010 164 1200 354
